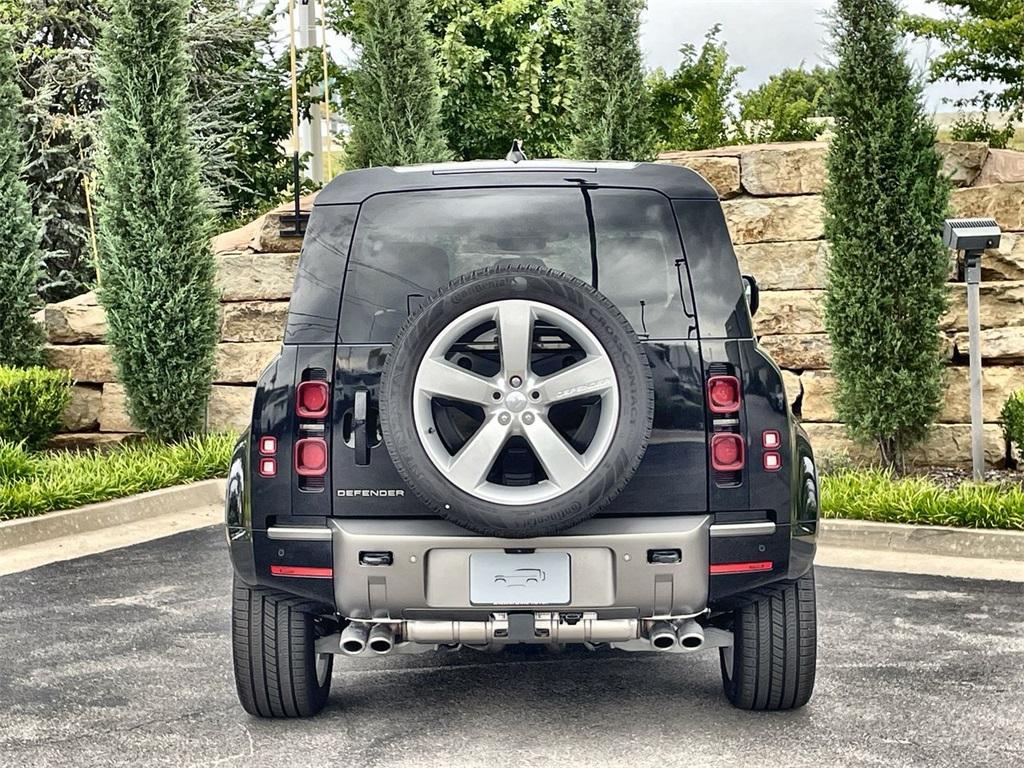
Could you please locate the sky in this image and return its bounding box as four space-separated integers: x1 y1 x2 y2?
640 0 980 110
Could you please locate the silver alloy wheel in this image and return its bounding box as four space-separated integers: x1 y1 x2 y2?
412 299 620 505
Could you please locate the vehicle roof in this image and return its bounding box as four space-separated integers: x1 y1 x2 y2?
314 159 719 206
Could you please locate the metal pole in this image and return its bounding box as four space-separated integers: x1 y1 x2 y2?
965 254 984 481
299 0 323 184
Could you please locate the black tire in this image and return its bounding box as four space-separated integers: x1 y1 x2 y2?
379 264 654 538
719 568 817 711
231 578 333 718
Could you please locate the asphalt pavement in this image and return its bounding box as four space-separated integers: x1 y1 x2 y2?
1 525 1022 768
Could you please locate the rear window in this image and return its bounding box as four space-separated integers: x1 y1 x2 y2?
337 187 695 342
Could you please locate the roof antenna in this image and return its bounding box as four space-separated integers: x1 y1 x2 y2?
505 139 527 164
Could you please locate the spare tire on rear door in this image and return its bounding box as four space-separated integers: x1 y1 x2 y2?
379 264 653 538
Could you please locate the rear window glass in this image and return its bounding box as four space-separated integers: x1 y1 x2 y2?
338 187 695 342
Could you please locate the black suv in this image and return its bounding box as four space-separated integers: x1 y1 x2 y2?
225 159 819 718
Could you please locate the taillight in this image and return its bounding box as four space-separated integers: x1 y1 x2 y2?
296 381 330 418
295 438 328 476
762 430 782 471
258 456 277 477
711 433 744 471
707 375 741 413
258 435 277 455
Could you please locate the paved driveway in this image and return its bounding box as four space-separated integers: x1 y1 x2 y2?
1 526 1022 768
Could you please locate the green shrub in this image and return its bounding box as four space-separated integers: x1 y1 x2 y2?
0 433 234 520
0 366 73 450
1002 390 1024 454
96 0 219 442
821 469 1024 530
570 0 654 160
948 115 1015 150
345 0 450 168
823 0 951 470
0 440 36 484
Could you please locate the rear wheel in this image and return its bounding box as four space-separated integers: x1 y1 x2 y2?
231 578 333 718
719 568 817 711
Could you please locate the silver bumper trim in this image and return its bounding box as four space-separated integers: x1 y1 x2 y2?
329 515 713 620
709 521 776 538
267 526 333 541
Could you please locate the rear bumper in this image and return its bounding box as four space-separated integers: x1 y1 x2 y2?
228 512 814 617
319 515 713 620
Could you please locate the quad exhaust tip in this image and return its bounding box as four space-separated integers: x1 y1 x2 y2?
677 618 705 650
340 622 370 655
368 623 396 654
649 621 677 650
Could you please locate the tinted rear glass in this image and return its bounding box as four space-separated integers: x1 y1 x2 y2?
338 187 695 342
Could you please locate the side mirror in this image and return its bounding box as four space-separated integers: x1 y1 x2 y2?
741 274 760 316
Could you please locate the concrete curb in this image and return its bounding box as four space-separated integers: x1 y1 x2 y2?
0 479 225 552
819 518 1024 562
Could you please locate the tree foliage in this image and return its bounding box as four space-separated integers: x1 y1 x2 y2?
648 25 741 151
0 27 44 367
433 0 575 160
331 0 575 161
3 0 299 302
345 0 450 167
737 65 833 143
904 1 1024 121
824 0 951 469
570 0 653 160
97 0 218 442
2 0 101 303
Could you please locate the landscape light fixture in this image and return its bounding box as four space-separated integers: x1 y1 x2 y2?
942 217 1001 481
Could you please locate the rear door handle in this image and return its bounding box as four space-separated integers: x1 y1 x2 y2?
353 389 370 466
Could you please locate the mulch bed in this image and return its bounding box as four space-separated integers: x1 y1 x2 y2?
910 466 1024 491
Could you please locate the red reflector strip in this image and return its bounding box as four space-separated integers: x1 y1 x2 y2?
710 561 773 575
270 565 333 579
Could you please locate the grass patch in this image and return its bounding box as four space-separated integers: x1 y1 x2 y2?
0 433 235 521
821 469 1024 530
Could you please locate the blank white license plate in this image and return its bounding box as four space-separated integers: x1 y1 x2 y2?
469 551 571 605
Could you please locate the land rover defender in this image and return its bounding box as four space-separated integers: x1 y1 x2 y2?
225 159 819 718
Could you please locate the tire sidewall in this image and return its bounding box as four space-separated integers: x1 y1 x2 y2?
380 265 653 538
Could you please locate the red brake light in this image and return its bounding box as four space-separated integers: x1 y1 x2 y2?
711 433 744 471
270 565 333 579
295 438 328 476
710 561 773 575
707 375 741 413
296 381 329 418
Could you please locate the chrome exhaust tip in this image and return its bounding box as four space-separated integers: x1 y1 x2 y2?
340 622 370 655
368 623 395 654
649 621 678 650
677 618 705 650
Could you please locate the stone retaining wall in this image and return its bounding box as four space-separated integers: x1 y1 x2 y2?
41 146 1024 465
660 141 1024 465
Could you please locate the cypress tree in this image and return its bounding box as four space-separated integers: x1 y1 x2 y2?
346 0 449 168
823 0 950 469
96 0 218 442
569 0 654 161
0 28 45 368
